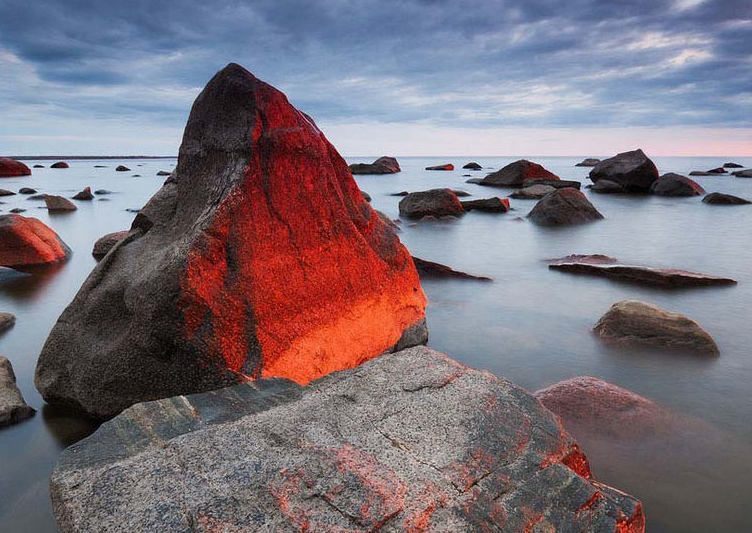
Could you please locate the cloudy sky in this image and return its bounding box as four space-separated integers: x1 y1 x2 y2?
1 0 750 156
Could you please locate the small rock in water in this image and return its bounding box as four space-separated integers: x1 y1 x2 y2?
528 188 603 226
732 169 752 178
511 184 556 199
523 179 581 190
18 187 36 194
0 312 15 333
702 192 751 205
462 161 482 170
724 162 744 168
33 164 45 169
412 256 491 281
115 165 130 172
93 165 107 168
0 189 15 197
0 356 35 428
452 189 471 197
465 177 484 184
460 197 509 213
45 195 77 211
156 170 171 176
94 189 112 195
390 191 409 196
50 161 69 169
425 163 454 171
131 174 141 177
72 187 94 201
125 208 140 213
399 188 464 218
575 158 600 167
650 173 704 196
480 159 560 187
349 156 401 175
593 300 719 355
689 167 727 176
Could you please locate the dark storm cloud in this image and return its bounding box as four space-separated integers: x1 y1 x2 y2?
0 0 749 129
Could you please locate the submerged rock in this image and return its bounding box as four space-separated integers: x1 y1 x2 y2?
511 184 555 199
349 156 401 175
49 346 643 533
528 188 603 226
589 149 658 193
462 161 482 170
398 188 464 219
33 164 45 168
412 256 492 281
465 177 484 184
0 158 31 177
460 197 509 213
650 173 704 196
71 187 94 201
8 208 25 213
44 195 77 211
593 300 719 355
50 161 69 169
115 165 130 172
425 163 454 171
480 160 559 187
575 158 600 167
92 230 129 259
0 214 71 267
0 356 35 428
34 63 427 419
702 192 751 205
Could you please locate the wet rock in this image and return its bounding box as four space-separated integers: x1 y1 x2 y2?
460 197 509 213
413 257 491 281
724 162 744 168
528 188 603 226
156 170 172 176
18 187 37 194
523 179 581 190
45 195 77 211
131 174 141 177
0 189 16 196
689 168 727 176
702 192 751 205
0 214 71 267
462 161 482 170
92 230 129 260
50 346 644 533
35 63 427 419
72 187 94 201
511 184 556 199
399 188 464 219
480 159 560 187
115 165 131 172
465 177 484 184
349 156 401 175
593 300 719 355
650 173 704 196
588 149 658 192
425 163 454 171
0 312 15 333
0 158 31 177
732 169 752 177
590 179 626 194
0 357 35 427
9 208 25 213
50 161 69 169
94 165 107 168
549 256 736 288
94 189 112 195
391 191 409 196
33 164 45 168
575 158 600 167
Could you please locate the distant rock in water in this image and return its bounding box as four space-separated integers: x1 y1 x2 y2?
732 169 752 177
689 168 727 176
94 189 112 195
27 193 48 201
18 187 36 194
0 356 35 428
462 161 482 170
549 255 736 288
349 156 401 175
413 256 492 281
50 161 69 169
593 300 719 355
511 184 556 199
92 230 129 259
44 195 77 211
93 165 107 168
460 197 509 213
398 188 464 219
0 312 15 333
724 162 744 168
702 192 751 205
0 158 31 177
9 208 25 213
480 160 560 187
0 189 16 197
34 63 427 419
588 149 658 192
528 188 603 226
523 178 580 190
425 163 454 171
0 214 71 267
465 177 484 184
72 187 94 201
115 165 130 172
49 346 644 533
650 173 704 196
156 170 172 176
575 158 600 167
33 164 44 168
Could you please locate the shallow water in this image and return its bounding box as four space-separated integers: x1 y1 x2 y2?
1 156 751 531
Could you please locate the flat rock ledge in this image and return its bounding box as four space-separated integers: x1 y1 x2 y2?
50 347 643 533
412 256 492 281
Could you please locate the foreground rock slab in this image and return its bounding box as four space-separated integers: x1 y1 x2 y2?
589 149 659 193
0 356 35 427
528 188 603 226
0 214 71 267
35 64 427 419
50 347 644 533
349 156 401 175
594 300 719 355
412 256 492 281
399 188 464 218
549 255 736 288
0 157 31 177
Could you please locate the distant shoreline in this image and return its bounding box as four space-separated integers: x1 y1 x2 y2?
9 156 176 160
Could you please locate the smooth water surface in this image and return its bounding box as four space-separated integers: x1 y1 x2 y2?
1 155 751 531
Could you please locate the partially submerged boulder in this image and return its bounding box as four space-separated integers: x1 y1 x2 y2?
45 195 77 211
650 173 704 196
0 157 31 177
35 63 427 419
702 192 751 205
50 161 69 169
398 188 464 219
480 160 559 187
72 187 94 201
511 184 556 199
689 168 726 176
49 346 644 533
92 230 129 259
425 163 454 171
460 197 509 213
349 156 401 175
0 214 71 267
588 149 659 192
0 356 35 427
732 169 752 178
575 158 600 167
412 257 491 281
593 300 719 355
115 165 131 172
528 188 603 226
462 161 482 170
724 162 744 168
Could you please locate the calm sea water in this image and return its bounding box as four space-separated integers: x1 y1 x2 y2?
1 156 751 531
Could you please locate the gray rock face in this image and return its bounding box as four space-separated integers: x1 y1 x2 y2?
398 188 464 218
650 173 704 196
50 347 644 533
44 195 77 211
0 356 35 427
528 188 604 226
511 184 556 199
702 192 751 205
588 149 659 192
92 230 129 259
594 300 719 355
349 156 401 175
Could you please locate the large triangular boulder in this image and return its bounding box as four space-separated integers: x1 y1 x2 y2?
588 149 659 192
35 63 427 419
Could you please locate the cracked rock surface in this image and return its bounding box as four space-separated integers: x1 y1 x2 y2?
51 347 644 532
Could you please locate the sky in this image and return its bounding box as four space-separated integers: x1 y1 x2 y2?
0 0 750 157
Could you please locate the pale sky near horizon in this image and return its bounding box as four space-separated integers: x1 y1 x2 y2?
1 0 750 157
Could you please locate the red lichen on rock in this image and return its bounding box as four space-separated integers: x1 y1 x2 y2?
0 214 71 267
0 157 31 177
